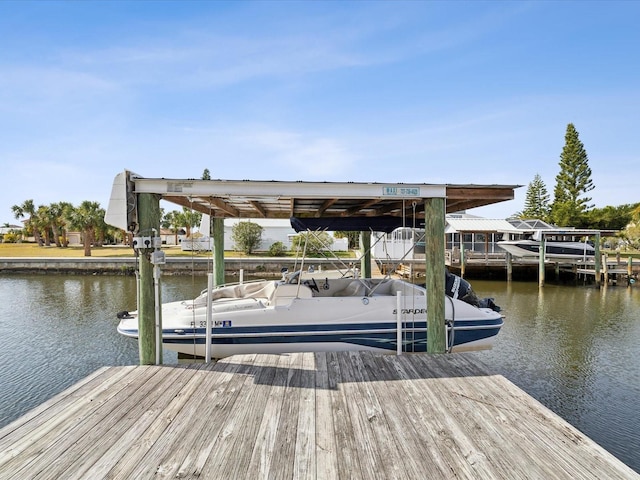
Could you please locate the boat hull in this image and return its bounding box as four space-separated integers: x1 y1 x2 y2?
118 289 504 358
497 240 595 260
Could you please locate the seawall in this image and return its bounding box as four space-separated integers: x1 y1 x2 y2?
0 257 343 276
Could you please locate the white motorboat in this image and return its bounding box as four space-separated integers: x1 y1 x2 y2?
117 270 504 358
497 228 595 260
497 239 595 260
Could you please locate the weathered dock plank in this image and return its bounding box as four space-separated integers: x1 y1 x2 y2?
0 352 637 480
313 349 339 479
118 357 255 479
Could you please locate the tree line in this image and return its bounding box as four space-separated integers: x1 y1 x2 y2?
4 199 208 257
8 199 111 256
517 123 640 247
5 127 639 254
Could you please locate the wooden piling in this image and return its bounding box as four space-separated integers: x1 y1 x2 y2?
594 233 601 287
425 198 445 353
212 217 225 286
137 193 162 365
359 231 372 279
538 236 546 287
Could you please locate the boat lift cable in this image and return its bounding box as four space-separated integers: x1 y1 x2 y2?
295 232 309 297
187 196 198 359
311 228 357 277
369 231 425 294
302 228 365 280
207 204 213 277
410 201 417 352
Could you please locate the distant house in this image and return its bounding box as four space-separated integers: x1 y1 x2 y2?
0 224 22 242
372 213 520 261
66 232 82 245
0 224 22 235
160 228 186 246
189 217 348 252
445 214 520 254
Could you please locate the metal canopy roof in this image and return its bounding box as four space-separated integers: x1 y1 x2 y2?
445 217 521 234
105 171 520 232
132 175 518 219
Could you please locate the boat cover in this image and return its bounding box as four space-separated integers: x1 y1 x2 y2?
290 216 424 233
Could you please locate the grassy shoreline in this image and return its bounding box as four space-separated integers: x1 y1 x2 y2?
0 243 356 259
1 243 638 259
0 243 200 258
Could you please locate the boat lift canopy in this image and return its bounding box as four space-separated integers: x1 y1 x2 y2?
105 170 519 233
104 170 519 361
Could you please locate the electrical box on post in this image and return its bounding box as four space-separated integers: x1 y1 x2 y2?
151 251 166 265
132 236 152 250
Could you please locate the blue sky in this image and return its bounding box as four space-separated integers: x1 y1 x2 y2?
1 1 639 223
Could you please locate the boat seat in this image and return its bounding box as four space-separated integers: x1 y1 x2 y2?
245 281 278 301
333 280 367 297
369 279 423 296
271 283 313 306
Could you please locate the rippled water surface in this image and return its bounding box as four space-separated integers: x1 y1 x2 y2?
0 274 638 472
0 274 203 428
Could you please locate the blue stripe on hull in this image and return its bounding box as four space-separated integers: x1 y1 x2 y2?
160 322 503 353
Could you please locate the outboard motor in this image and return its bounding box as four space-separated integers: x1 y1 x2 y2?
445 270 501 312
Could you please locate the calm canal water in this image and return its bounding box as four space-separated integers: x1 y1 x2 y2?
0 274 638 472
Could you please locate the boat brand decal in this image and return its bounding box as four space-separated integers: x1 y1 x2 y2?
450 275 460 299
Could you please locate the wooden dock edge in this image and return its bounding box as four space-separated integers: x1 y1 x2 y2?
0 352 637 479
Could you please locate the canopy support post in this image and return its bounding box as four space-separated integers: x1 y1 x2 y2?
212 217 225 286
137 193 161 365
360 231 372 279
425 197 446 354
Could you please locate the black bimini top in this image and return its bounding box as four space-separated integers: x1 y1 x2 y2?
290 216 425 233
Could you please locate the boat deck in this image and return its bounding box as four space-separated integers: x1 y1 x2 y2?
0 352 637 479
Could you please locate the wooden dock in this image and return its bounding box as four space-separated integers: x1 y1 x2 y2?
0 352 637 479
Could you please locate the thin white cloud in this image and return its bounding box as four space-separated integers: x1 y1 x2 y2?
36 3 530 91
256 131 355 178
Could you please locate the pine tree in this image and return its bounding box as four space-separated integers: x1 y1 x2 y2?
520 173 550 220
550 123 595 226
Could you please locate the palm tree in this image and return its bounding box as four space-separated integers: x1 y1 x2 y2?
162 210 183 245
93 208 108 247
36 205 53 246
56 202 74 247
180 207 202 237
68 201 104 256
43 201 73 248
11 199 43 245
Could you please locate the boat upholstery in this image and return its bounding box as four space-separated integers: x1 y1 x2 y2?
333 280 367 297
368 279 424 296
272 283 313 306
